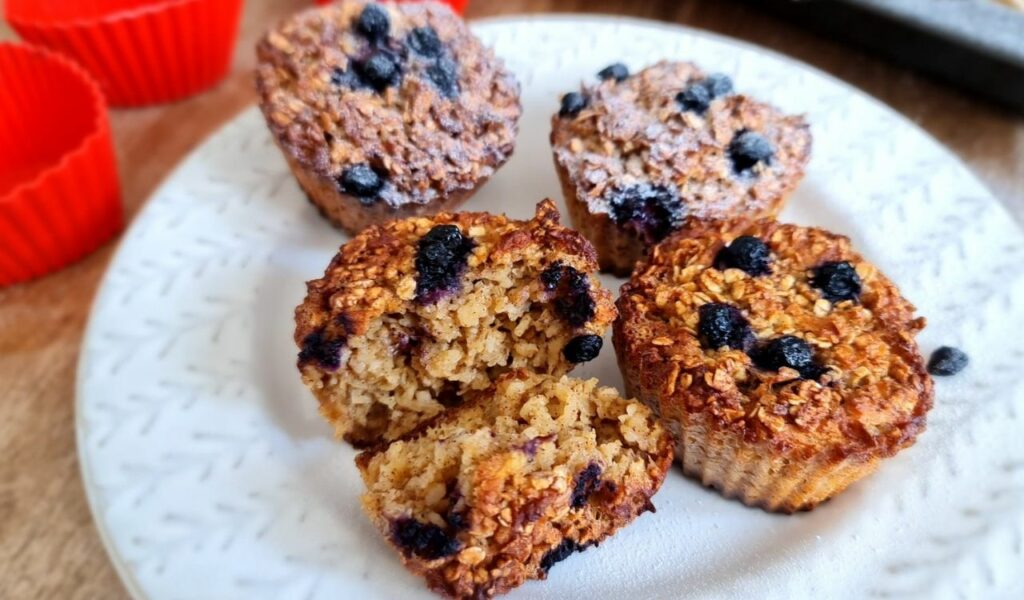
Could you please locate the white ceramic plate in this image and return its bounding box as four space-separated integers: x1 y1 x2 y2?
78 16 1024 600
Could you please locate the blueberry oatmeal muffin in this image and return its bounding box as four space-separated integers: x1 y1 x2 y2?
550 60 811 276
356 370 674 598
257 1 521 234
295 200 616 446
613 221 933 513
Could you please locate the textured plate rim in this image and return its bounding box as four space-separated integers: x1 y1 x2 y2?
73 14 1023 600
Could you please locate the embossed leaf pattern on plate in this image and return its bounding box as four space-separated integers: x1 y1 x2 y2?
77 17 1024 600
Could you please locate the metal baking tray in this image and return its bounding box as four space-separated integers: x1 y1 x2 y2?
744 0 1024 112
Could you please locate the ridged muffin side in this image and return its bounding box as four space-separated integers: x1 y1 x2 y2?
614 220 933 513
550 60 811 276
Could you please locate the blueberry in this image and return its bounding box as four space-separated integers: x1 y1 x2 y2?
570 463 602 509
392 518 460 559
339 164 384 202
356 4 390 41
728 129 774 175
677 74 734 114
559 92 588 118
415 224 475 304
811 261 862 303
607 183 685 244
298 329 346 370
330 67 361 89
540 538 582 573
597 62 629 82
426 57 460 99
704 73 734 98
714 235 772 276
563 334 603 363
541 262 595 327
355 50 401 91
407 26 442 57
927 346 968 376
751 335 825 380
698 303 754 352
676 83 712 114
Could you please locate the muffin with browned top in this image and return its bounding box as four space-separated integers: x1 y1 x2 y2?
257 1 521 234
550 61 811 276
614 221 933 513
295 200 616 447
356 370 674 599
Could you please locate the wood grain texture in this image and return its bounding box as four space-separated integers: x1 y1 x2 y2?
0 1 1020 598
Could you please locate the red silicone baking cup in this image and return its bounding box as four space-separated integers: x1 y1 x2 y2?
0 43 123 287
5 0 244 107
314 0 468 15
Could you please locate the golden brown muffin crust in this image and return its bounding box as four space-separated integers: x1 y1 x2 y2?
257 0 521 208
356 371 675 599
295 200 617 446
615 220 933 464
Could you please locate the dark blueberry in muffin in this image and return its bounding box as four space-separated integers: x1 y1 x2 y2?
597 62 630 82
392 518 461 560
339 164 384 202
704 73 734 98
298 329 346 370
541 262 595 327
540 538 583 573
407 26 442 57
427 57 460 99
927 346 968 376
330 67 362 89
559 92 589 118
697 303 754 352
415 224 476 304
444 509 469 532
356 50 401 92
607 183 685 244
751 335 825 380
676 83 712 114
563 334 603 363
570 463 603 508
728 129 774 175
715 235 772 276
356 4 391 41
811 261 862 302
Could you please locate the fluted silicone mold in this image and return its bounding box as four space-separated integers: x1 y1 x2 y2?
6 0 244 107
0 43 122 286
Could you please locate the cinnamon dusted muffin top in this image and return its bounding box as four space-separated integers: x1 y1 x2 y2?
257 0 521 208
615 221 933 462
551 61 811 243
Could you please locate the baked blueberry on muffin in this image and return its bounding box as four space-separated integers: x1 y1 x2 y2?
356 370 674 598
257 1 521 234
614 221 933 513
294 200 616 446
550 61 811 276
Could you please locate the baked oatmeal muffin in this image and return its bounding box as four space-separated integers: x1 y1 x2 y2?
356 370 674 599
550 60 811 276
295 200 616 446
257 1 521 234
614 221 933 513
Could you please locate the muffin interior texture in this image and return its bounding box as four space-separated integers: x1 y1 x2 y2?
357 371 673 598
256 0 521 206
295 201 615 446
616 220 933 461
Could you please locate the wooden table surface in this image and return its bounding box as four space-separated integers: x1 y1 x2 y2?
1 0 1021 597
